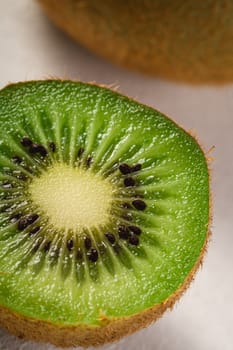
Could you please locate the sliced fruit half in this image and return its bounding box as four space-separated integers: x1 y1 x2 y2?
0 80 210 347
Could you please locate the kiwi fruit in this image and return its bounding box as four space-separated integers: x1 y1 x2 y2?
38 0 233 84
0 80 210 347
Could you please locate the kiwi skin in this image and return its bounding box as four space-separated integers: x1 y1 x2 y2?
0 80 211 348
38 0 233 84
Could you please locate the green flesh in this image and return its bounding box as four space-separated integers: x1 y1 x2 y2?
0 81 209 326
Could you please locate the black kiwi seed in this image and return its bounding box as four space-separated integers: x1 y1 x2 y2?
10 213 22 223
18 213 39 231
128 225 142 235
29 144 40 154
29 226 40 236
12 156 22 164
37 145 48 157
84 236 92 250
124 177 135 187
88 248 98 262
128 234 139 246
49 142 56 152
67 239 74 251
27 213 39 225
44 241 51 252
119 163 131 175
29 144 48 157
86 156 92 167
18 217 30 231
21 137 32 147
105 232 116 244
132 199 147 211
131 164 142 172
118 225 130 239
77 147 84 158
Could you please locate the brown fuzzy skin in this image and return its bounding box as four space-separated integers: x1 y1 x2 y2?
38 0 233 84
0 231 210 348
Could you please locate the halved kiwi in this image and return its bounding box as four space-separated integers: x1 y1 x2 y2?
0 80 210 347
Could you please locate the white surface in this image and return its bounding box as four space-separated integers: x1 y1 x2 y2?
0 1 233 349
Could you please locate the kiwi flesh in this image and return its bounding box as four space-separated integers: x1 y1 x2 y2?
0 80 210 347
38 0 233 84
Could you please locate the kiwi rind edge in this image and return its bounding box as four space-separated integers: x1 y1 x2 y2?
0 80 211 347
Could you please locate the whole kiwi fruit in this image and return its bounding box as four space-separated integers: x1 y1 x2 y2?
38 0 233 83
0 80 210 347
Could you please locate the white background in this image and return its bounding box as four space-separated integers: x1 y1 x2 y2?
0 1 233 349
